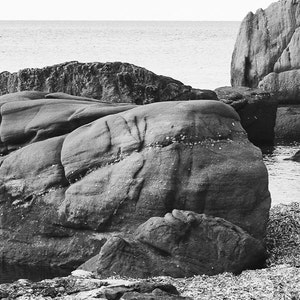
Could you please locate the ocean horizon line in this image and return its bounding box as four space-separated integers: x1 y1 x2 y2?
0 19 241 23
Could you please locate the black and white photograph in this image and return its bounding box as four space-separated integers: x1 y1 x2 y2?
0 0 299 298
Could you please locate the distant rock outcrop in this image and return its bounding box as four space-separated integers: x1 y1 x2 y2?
0 92 270 276
0 61 217 104
231 0 300 104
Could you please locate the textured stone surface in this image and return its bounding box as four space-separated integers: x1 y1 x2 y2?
275 105 300 140
0 276 189 300
80 210 265 278
215 86 278 145
284 150 300 161
259 26 300 104
0 61 217 104
259 71 300 104
231 0 300 104
0 92 270 273
0 91 136 266
0 91 136 155
58 100 270 240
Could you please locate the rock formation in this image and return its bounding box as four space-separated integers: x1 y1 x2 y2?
0 91 270 276
275 105 300 140
0 61 278 145
231 0 300 104
0 274 190 299
0 91 136 155
80 210 265 278
284 150 300 161
215 86 278 145
0 61 217 104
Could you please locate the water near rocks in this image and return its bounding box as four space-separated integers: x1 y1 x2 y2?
0 21 239 89
263 142 300 206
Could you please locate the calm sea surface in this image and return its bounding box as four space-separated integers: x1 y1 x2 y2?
262 141 300 206
0 21 240 89
0 21 299 283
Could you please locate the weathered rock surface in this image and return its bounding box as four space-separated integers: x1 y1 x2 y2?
275 105 300 140
1 61 276 146
80 210 265 278
0 91 136 267
0 91 136 155
0 274 190 300
284 150 300 161
0 61 217 104
215 86 278 145
0 91 270 275
57 100 270 240
259 71 300 105
231 0 300 104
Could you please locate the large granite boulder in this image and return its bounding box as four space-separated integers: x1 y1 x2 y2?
80 210 265 278
1 60 277 146
57 99 270 241
215 86 278 145
231 0 300 104
0 61 217 104
0 91 271 275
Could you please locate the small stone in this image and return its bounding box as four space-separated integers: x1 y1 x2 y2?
71 269 94 278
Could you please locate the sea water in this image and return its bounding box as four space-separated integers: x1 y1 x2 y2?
263 141 300 206
0 21 239 89
0 21 299 283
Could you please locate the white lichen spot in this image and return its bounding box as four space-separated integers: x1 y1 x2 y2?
12 199 22 206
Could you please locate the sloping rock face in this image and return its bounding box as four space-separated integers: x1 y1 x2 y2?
80 210 265 278
215 86 278 145
0 91 136 155
0 61 217 104
231 0 300 104
0 91 271 275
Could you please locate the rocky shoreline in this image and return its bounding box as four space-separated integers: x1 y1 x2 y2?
0 0 300 298
0 202 299 299
1 265 300 299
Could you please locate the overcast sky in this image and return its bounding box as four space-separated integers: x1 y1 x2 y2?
0 0 277 21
